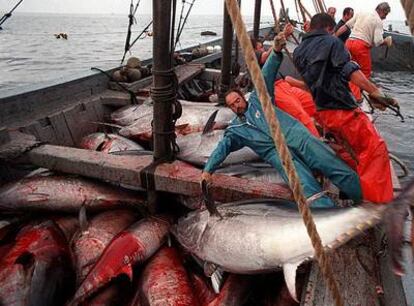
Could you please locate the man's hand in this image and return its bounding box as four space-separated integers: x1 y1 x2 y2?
283 23 294 38
369 90 399 111
201 171 212 185
273 32 287 52
303 21 311 33
383 36 393 47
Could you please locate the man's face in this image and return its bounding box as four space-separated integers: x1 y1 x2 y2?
344 10 354 22
225 91 247 116
328 8 336 18
378 9 389 20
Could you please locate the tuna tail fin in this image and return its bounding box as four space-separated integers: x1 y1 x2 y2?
202 110 219 135
283 262 300 303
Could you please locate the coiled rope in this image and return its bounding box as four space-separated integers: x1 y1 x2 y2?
224 0 344 305
401 0 414 34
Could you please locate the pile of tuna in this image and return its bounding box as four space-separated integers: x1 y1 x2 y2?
0 99 393 305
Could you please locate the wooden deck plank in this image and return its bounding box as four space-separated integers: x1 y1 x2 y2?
300 229 405 306
21 144 293 203
48 112 75 146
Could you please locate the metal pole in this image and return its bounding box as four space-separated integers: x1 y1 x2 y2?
253 0 262 39
218 1 234 104
152 0 174 162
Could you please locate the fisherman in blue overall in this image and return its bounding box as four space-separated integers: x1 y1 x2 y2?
201 27 362 208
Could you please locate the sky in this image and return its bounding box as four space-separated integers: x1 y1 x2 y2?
0 0 407 21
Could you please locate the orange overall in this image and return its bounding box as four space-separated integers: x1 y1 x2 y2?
274 79 319 137
346 39 372 101
315 108 393 203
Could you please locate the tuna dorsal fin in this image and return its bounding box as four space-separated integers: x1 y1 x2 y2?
283 262 300 303
78 205 88 232
202 110 219 135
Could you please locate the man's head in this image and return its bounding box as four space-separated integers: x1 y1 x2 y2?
342 7 354 22
376 2 391 20
327 7 336 19
225 89 248 116
310 13 336 34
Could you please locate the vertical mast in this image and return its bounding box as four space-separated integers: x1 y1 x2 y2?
253 0 262 39
218 1 235 104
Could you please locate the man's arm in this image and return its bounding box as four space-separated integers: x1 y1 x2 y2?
330 39 360 80
250 27 291 105
336 14 356 37
285 76 310 92
374 20 385 47
203 132 244 174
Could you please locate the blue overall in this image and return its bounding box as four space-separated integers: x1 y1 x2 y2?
204 51 362 208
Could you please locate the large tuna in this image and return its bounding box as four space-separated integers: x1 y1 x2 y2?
133 247 199 306
71 216 170 305
79 133 144 153
172 199 386 300
0 175 144 213
176 129 259 167
71 210 137 284
118 101 233 141
0 220 73 306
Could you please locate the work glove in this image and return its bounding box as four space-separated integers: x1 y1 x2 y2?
368 91 399 111
273 32 287 52
384 36 393 47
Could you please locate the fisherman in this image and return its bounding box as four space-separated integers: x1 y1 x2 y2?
274 78 319 137
250 36 271 67
334 7 354 43
327 7 337 23
201 25 362 208
335 2 393 101
293 13 398 203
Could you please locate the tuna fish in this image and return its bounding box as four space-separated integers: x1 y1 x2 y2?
134 247 199 306
187 270 216 305
0 220 73 306
0 175 145 213
118 101 234 141
79 133 144 153
172 199 386 301
71 216 170 305
207 274 252 306
176 129 259 167
111 102 153 127
71 210 137 284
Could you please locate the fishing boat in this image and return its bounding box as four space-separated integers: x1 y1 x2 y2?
0 1 413 305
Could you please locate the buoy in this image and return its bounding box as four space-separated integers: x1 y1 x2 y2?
112 70 127 82
127 68 142 82
206 46 214 54
126 57 141 69
213 45 222 53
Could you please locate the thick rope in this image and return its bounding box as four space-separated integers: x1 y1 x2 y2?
224 1 344 305
401 0 414 34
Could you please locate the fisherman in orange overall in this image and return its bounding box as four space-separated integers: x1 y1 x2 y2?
274 78 319 137
335 2 393 101
293 13 398 204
